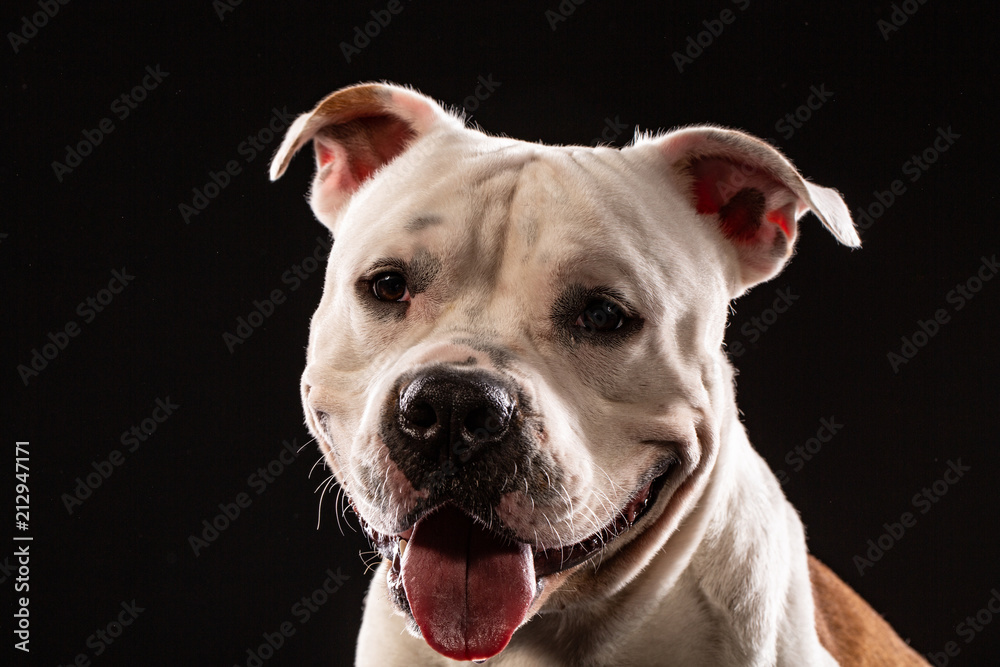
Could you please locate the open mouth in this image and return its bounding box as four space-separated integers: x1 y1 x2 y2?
531 457 675 576
353 457 677 662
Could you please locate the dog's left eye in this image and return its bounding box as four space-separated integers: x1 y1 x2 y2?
372 272 410 302
575 298 626 333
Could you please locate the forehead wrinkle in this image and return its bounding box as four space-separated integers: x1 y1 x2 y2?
448 154 539 295
406 215 442 232
459 143 539 186
340 149 540 306
506 150 666 320
444 159 563 341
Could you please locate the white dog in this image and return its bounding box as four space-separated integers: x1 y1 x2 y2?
270 82 929 666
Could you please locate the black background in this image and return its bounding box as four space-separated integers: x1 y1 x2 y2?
4 1 999 665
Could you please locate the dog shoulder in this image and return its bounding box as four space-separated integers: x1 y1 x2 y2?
807 555 929 666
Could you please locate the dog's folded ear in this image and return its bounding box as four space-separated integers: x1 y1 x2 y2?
636 126 859 291
269 82 462 221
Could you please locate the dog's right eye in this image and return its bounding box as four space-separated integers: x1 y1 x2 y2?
575 298 626 333
371 272 410 302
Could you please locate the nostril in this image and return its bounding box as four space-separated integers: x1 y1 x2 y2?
464 406 506 439
407 400 437 429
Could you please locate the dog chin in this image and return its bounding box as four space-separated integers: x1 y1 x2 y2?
353 453 683 641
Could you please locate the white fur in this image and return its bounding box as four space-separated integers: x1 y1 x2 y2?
271 84 858 666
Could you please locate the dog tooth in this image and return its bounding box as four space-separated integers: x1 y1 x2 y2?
398 537 407 558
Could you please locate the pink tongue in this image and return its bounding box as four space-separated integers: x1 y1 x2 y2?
401 505 535 662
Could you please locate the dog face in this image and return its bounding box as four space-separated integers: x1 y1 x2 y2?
270 83 858 662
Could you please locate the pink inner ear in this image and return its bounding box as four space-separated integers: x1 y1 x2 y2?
316 114 417 195
316 142 336 169
766 210 791 237
317 139 380 186
689 158 796 245
691 159 734 215
694 178 722 215
315 140 363 196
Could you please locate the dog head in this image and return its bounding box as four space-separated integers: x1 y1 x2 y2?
270 82 858 662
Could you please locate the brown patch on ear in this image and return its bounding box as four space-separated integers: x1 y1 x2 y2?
808 555 930 666
312 83 389 120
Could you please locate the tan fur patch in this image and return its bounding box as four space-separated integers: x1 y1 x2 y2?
312 82 389 120
808 555 929 666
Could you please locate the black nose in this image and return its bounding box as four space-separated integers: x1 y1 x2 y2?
396 367 516 464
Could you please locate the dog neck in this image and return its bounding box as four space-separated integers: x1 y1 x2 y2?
674 422 833 666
